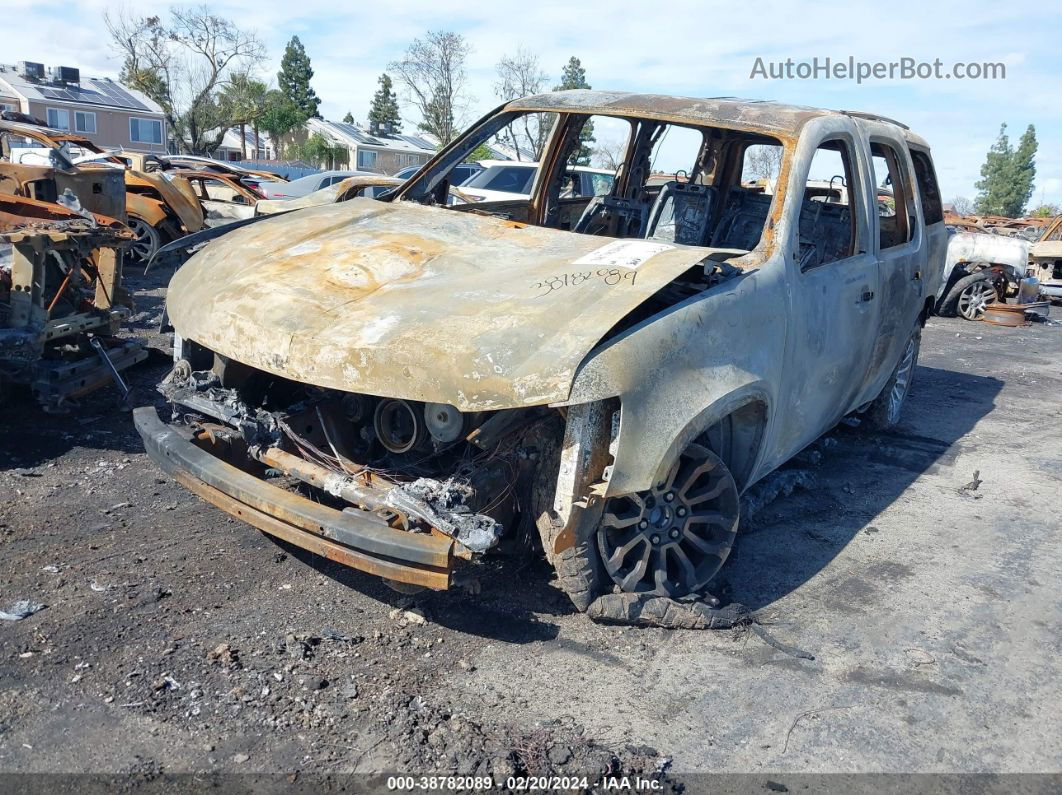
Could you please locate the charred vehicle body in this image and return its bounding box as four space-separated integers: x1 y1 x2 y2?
1030 215 1062 301
1 194 145 410
136 91 946 612
937 228 1031 320
0 120 203 263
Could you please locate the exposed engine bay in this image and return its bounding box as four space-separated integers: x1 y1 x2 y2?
160 344 565 565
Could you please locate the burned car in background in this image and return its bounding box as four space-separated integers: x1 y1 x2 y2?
1029 215 1062 302
937 225 1031 320
136 91 945 614
0 119 204 263
1 194 145 410
254 175 404 216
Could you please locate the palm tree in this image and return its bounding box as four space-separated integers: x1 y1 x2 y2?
221 72 269 160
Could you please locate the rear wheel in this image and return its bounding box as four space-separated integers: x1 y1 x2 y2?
595 445 740 598
864 328 920 430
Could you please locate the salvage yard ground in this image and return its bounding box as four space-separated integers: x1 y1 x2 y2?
0 265 1059 783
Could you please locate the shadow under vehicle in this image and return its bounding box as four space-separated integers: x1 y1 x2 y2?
136 90 949 618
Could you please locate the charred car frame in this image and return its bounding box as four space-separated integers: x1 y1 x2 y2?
137 90 946 612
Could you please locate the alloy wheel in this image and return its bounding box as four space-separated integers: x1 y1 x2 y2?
596 445 739 597
887 335 917 425
957 278 997 320
127 217 160 263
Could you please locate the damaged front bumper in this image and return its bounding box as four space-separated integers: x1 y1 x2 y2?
133 406 456 590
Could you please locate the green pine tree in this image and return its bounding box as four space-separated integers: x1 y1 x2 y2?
278 36 321 121
342 111 354 124
975 123 1038 217
1011 124 1038 216
555 56 594 165
368 74 402 135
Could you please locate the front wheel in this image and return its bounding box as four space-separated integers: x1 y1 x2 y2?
127 215 162 264
864 328 920 430
945 270 1000 320
595 445 740 598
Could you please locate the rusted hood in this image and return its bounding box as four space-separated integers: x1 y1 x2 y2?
167 199 717 410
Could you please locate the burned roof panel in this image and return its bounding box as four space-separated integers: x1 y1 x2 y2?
506 90 851 136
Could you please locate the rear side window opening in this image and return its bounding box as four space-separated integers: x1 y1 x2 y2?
909 148 943 226
870 141 916 250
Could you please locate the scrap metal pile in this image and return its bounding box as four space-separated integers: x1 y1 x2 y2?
0 194 145 410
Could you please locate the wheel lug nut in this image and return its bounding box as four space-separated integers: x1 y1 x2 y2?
669 528 680 539
664 492 675 502
676 507 687 517
638 519 649 530
650 534 661 545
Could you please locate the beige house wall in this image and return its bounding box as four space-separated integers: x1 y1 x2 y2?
25 99 167 153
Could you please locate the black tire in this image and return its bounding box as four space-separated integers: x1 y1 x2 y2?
535 434 741 606
864 328 920 430
127 215 162 264
941 270 1000 320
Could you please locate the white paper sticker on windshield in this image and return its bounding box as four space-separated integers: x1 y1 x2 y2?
572 240 675 270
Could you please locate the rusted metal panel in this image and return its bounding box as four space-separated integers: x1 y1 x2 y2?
506 90 820 137
134 407 454 589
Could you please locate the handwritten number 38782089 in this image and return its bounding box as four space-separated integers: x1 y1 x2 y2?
531 268 636 297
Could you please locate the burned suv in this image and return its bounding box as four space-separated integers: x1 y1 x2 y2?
136 91 945 615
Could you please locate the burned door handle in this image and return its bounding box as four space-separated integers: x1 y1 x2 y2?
859 290 875 303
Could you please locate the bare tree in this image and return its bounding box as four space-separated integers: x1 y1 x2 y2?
949 195 975 215
744 144 784 182
592 137 627 171
389 31 472 145
106 5 265 154
493 47 550 160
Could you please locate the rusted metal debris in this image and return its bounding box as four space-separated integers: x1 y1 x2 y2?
983 303 1031 327
1 194 146 410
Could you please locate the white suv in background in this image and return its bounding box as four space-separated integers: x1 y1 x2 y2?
459 160 615 203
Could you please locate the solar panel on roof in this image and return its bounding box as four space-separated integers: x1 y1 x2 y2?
18 71 153 112
396 134 434 150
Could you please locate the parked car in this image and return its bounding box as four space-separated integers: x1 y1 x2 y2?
256 170 378 200
394 162 482 186
137 90 945 611
458 159 615 203
937 228 1031 319
1029 215 1062 301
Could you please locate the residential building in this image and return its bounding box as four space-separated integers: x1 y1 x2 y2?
0 61 167 153
306 118 436 175
213 128 275 161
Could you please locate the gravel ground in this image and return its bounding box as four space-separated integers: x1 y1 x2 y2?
0 264 1059 790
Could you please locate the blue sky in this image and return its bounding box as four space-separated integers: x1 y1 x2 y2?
10 0 1061 206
